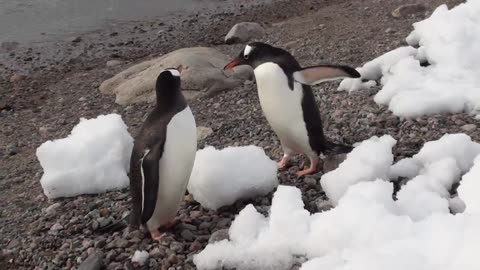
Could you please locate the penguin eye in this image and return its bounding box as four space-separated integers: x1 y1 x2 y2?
244 54 249 60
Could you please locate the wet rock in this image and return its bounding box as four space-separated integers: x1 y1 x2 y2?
106 60 123 67
209 229 229 244
225 22 265 44
78 251 103 270
462 124 477 132
392 3 427 18
197 126 214 141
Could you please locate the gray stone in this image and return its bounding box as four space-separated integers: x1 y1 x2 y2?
50 223 64 232
78 251 104 270
149 247 165 258
7 239 20 249
225 22 265 44
197 126 214 141
114 238 129 248
392 3 427 18
304 177 317 187
209 229 229 244
99 47 252 105
316 199 334 212
462 124 477 132
181 230 195 241
44 203 61 216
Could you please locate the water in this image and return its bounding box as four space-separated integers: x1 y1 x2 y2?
0 0 240 44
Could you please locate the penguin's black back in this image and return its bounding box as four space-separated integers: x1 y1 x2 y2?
128 70 187 227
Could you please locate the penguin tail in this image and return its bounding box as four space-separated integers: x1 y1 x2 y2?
323 141 353 155
93 214 131 234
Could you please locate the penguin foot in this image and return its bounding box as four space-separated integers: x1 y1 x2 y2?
295 159 319 177
150 230 165 241
277 156 290 169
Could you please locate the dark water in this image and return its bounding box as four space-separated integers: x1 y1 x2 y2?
0 0 249 43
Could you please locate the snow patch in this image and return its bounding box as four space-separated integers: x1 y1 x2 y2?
131 250 149 266
338 0 480 118
187 145 278 210
194 133 480 270
36 114 133 199
320 135 396 205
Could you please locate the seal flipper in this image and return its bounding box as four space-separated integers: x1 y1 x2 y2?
293 64 360 85
140 141 165 224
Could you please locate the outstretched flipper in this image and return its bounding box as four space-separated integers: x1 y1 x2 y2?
293 65 360 85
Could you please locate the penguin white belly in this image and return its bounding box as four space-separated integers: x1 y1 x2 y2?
146 106 197 229
254 63 314 155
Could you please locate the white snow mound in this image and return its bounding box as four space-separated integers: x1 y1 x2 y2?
194 133 480 270
339 0 480 118
36 114 133 199
187 145 278 210
320 135 396 205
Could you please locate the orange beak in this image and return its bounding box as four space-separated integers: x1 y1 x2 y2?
224 59 241 70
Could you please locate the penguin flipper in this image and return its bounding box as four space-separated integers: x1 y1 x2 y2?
140 141 165 224
293 65 360 85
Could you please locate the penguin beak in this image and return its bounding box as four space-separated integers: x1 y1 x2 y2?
224 58 242 70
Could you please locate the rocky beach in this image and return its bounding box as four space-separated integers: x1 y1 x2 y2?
0 0 471 269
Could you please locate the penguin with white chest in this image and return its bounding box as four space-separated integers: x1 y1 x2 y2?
128 67 197 240
224 42 360 177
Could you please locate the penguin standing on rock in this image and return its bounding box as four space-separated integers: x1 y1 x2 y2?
128 67 197 240
224 42 360 177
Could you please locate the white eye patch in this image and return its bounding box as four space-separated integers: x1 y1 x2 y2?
167 69 180 77
244 45 253 57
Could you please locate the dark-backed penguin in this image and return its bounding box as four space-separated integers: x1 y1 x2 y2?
128 67 197 240
224 42 360 177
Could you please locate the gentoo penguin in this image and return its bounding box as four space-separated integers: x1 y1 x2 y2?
224 42 360 176
128 67 197 240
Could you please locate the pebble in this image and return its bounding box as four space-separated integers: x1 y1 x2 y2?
77 251 103 270
149 247 165 258
462 124 477 132
181 230 195 241
189 241 202 252
209 229 229 243
114 238 130 248
50 223 64 232
44 203 61 215
304 177 317 187
170 241 184 253
39 126 49 138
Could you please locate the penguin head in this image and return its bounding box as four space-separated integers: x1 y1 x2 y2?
155 67 182 99
224 42 296 70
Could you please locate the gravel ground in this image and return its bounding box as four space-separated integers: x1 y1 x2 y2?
0 0 472 269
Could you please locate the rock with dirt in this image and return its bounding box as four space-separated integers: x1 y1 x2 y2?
392 3 427 18
197 126 214 141
225 22 265 44
99 47 253 105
